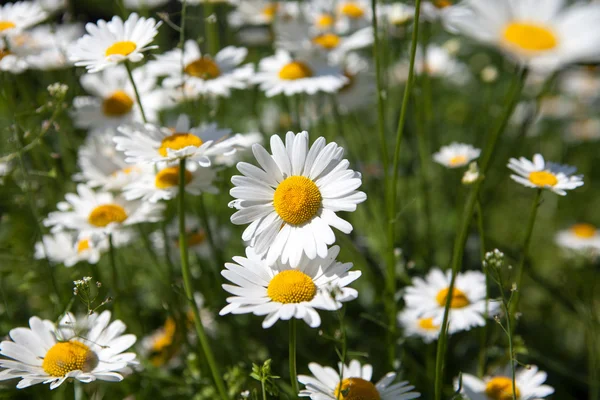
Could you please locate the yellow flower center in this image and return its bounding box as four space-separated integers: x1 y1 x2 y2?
571 223 597 238
154 166 193 189
449 155 468 167
312 33 341 50
262 3 279 20
273 176 322 225
485 376 521 400
436 287 470 308
267 270 317 304
503 22 557 52
434 0 452 8
158 133 203 157
279 61 313 80
105 40 137 57
0 21 16 31
77 238 90 254
316 14 334 29
334 378 381 400
111 166 139 177
340 3 365 18
102 90 134 117
42 341 98 377
185 57 221 79
152 317 176 353
418 317 439 331
528 171 558 187
0 49 10 61
88 204 128 227
188 231 207 246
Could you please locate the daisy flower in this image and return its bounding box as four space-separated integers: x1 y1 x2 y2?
392 44 468 85
335 0 372 34
421 0 459 22
123 163 218 203
229 131 366 266
252 50 348 97
69 13 161 73
397 308 441 343
219 245 361 328
148 41 253 98
403 268 498 334
0 311 137 389
0 1 47 37
460 365 554 400
559 67 600 103
555 223 600 253
507 154 584 196
445 0 600 72
43 184 165 235
114 115 236 165
139 316 180 368
151 215 221 259
433 142 481 169
335 53 375 113
228 0 282 27
212 131 263 167
0 43 29 73
382 3 415 27
564 118 600 144
18 23 83 71
298 359 421 400
34 232 106 267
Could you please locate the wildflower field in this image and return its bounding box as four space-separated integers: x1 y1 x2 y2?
1 0 599 399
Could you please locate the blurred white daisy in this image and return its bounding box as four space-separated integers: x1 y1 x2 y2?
123 163 218 203
229 131 366 266
34 232 106 267
421 0 458 23
220 245 361 328
0 311 137 389
18 23 83 71
35 0 67 13
555 223 600 253
382 3 415 27
0 43 29 73
69 13 161 73
212 131 263 167
433 142 481 169
460 365 554 400
252 50 347 97
44 184 165 235
507 154 584 196
123 0 169 10
445 0 600 72
335 0 372 34
151 215 220 259
148 41 253 98
228 0 281 27
559 67 600 103
114 115 235 165
404 268 498 334
397 308 441 343
0 1 47 37
392 44 469 85
564 118 600 144
298 359 421 400
335 53 374 114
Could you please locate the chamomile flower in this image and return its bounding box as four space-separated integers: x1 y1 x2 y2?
148 41 253 98
151 215 220 259
0 311 137 389
421 0 459 23
0 1 47 37
43 184 165 235
335 53 374 113
212 132 263 167
228 0 282 27
460 365 554 400
445 0 600 72
69 13 161 73
290 27 374 64
392 44 469 85
0 44 29 73
219 245 361 328
229 131 366 266
564 118 600 143
398 308 441 343
555 223 600 252
19 23 83 71
507 154 584 196
298 359 421 400
252 50 347 97
433 142 481 169
139 316 180 368
336 0 372 34
34 232 106 267
114 115 235 165
383 3 415 27
559 67 600 103
404 268 498 334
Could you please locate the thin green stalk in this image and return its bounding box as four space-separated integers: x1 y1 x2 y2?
198 196 224 268
493 274 517 400
329 93 345 140
371 0 389 176
177 159 228 400
125 61 148 123
433 68 528 400
108 233 122 318
261 379 267 400
476 199 488 377
204 3 219 54
385 0 422 368
336 306 347 400
289 319 299 395
509 189 542 325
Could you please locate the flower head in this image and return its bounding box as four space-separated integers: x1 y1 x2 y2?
507 154 584 195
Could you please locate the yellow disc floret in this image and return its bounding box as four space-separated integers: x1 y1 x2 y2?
279 61 313 80
42 341 98 377
449 155 468 167
340 3 365 19
262 3 279 21
528 171 558 187
436 287 470 308
503 22 557 52
102 90 134 116
88 204 128 227
267 270 317 304
571 223 597 238
334 377 381 400
312 33 341 49
485 376 521 400
158 133 203 157
184 57 221 79
105 41 137 57
434 0 453 8
418 317 439 331
316 14 334 29
0 21 16 31
77 238 90 254
273 176 322 225
155 166 193 189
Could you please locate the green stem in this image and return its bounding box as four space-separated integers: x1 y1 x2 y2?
476 199 488 377
178 159 228 400
371 0 389 176
108 233 122 318
125 61 148 123
433 68 528 400
336 306 347 400
204 3 219 55
198 196 224 269
289 319 299 395
261 379 267 400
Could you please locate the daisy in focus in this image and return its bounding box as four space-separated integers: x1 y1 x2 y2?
460 365 554 400
0 1 47 37
229 131 366 266
433 142 480 169
69 13 161 72
0 311 137 389
445 0 600 72
219 245 361 329
397 308 441 343
34 232 106 267
403 268 498 334
298 359 421 400
555 223 600 254
507 154 584 196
